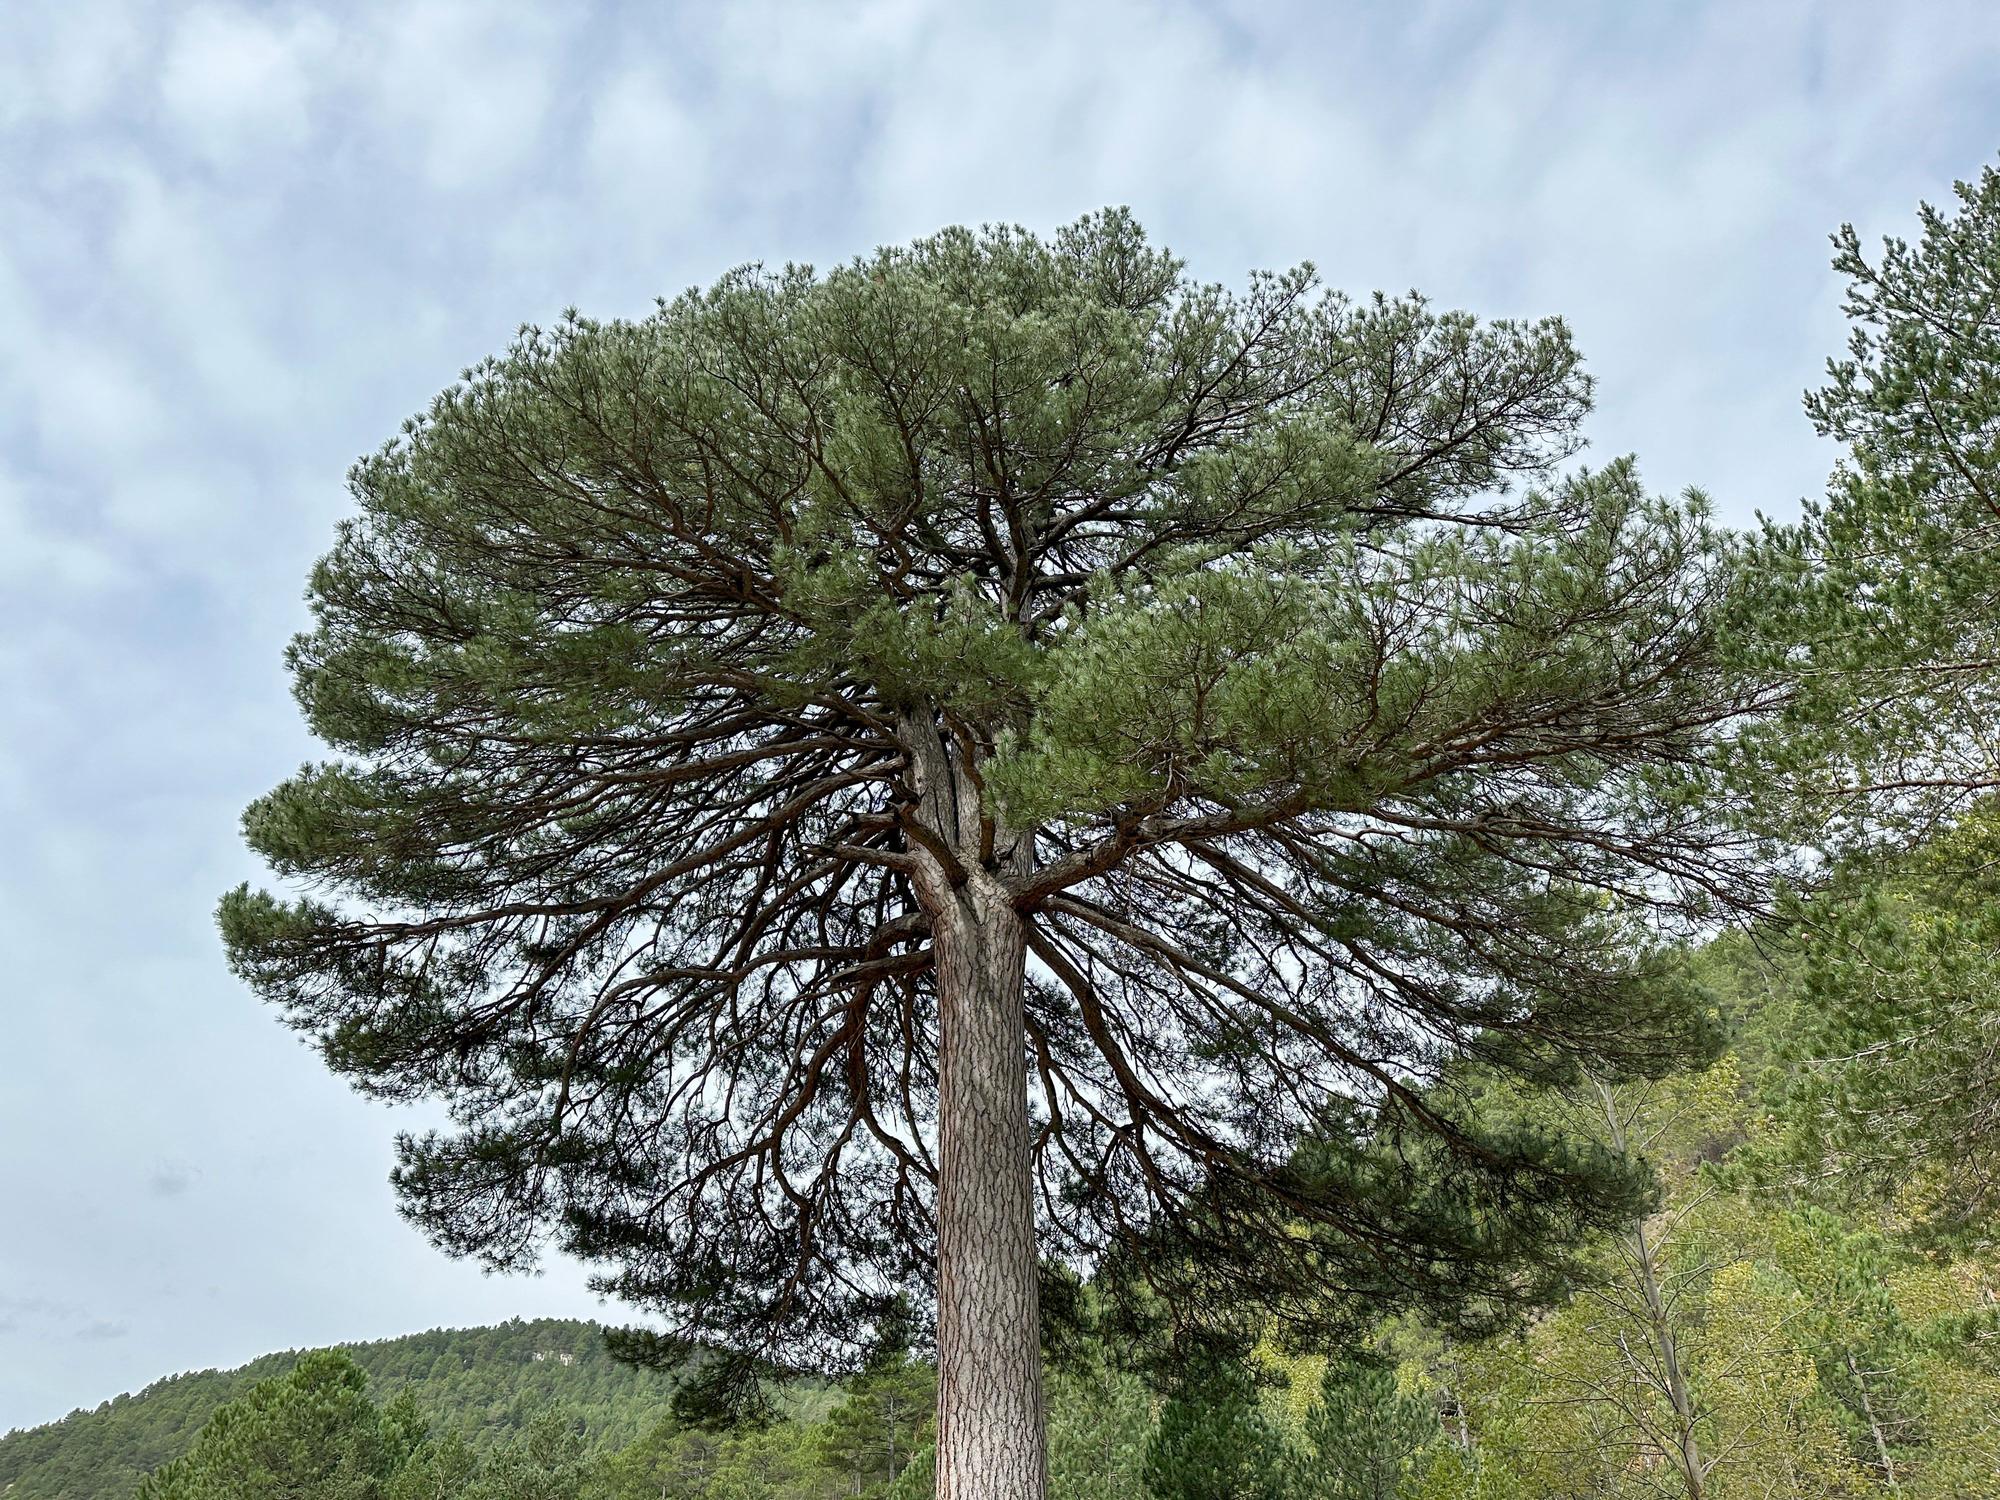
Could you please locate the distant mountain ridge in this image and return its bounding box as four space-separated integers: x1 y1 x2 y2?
0 1318 676 1500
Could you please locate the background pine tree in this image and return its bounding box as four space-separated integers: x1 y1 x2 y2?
1142 1358 1285 1500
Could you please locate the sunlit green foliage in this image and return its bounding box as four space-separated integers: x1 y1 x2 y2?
1751 805 2000 1247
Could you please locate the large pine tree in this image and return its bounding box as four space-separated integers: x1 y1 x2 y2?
1760 158 2000 1244
223 211 1776 1498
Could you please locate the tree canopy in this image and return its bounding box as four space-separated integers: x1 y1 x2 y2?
223 210 1783 1493
135 1352 422 1500
1787 163 2000 835
1745 164 2000 1251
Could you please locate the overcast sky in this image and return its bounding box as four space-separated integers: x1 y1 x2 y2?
3 0 1999 1435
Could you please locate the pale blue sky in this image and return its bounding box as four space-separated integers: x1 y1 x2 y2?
3 0 1998 1435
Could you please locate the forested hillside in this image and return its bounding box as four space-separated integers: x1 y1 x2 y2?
0 1320 675 1500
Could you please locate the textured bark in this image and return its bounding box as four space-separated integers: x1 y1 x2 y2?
898 710 1047 1500
933 875 1047 1500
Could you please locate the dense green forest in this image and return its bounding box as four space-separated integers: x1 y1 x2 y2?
0 1320 687 1500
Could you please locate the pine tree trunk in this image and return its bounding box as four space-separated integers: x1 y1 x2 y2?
897 707 1048 1500
933 871 1047 1500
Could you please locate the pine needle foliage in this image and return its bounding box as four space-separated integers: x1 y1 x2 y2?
222 210 1778 1369
1781 160 2000 837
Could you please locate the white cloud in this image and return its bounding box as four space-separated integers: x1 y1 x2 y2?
584 66 707 216
32 339 170 462
0 2 151 130
158 5 330 164
700 0 930 105
100 162 303 424
0 471 126 593
360 0 566 190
